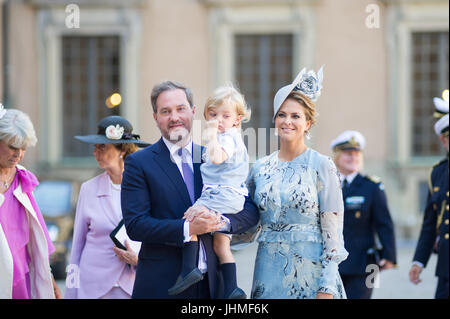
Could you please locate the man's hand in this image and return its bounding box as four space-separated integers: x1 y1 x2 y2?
379 259 395 271
189 208 224 236
409 264 423 285
184 205 209 222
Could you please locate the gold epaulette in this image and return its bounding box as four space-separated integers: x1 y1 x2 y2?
366 175 381 184
428 159 446 193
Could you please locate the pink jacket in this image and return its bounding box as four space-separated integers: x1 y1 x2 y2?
65 172 136 299
0 165 55 299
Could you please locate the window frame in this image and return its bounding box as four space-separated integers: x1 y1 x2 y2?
36 6 141 167
386 1 449 166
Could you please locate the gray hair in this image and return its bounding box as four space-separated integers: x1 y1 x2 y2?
0 109 37 148
150 80 194 113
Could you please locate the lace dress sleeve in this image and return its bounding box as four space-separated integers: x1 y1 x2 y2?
317 157 348 295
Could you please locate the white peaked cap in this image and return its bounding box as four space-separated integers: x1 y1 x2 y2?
330 130 366 151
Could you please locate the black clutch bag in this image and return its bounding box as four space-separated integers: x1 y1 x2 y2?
110 219 142 254
110 219 128 250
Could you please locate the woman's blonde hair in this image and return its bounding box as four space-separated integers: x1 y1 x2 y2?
203 84 251 126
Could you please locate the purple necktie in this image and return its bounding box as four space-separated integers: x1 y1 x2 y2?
178 148 195 204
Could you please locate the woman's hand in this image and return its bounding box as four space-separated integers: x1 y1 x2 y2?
52 277 62 299
113 240 138 266
316 292 333 299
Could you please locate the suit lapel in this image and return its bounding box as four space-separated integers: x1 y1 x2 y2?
153 138 192 207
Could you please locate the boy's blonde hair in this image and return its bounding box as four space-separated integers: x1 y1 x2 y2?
204 84 251 126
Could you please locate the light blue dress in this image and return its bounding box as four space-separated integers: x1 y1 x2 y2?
247 148 348 299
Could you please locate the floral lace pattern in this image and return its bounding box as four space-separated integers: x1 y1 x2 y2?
248 149 348 299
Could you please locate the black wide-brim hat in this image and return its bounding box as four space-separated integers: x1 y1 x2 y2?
74 115 150 148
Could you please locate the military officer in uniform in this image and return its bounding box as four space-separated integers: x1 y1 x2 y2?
331 130 397 299
409 96 449 299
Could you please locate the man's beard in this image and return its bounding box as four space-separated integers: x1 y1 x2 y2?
169 126 190 143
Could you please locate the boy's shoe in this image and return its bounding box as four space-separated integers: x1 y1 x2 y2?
226 287 247 299
168 268 204 295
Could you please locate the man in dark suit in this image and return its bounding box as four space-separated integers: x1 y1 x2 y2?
410 96 449 299
331 130 397 299
121 81 259 299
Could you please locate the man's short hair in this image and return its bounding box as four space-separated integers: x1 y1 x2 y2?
150 81 194 113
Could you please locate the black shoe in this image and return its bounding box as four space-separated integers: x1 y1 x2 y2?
226 287 247 299
168 268 204 295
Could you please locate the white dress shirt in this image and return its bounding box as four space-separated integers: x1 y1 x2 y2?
339 171 358 187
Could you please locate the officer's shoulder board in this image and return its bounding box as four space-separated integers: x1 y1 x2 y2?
364 175 385 191
432 158 447 170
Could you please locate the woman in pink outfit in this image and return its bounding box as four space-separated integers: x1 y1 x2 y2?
0 105 61 299
65 116 150 299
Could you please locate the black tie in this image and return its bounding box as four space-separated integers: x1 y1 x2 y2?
342 179 350 198
343 179 349 189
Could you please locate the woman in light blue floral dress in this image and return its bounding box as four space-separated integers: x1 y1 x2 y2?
247 67 348 299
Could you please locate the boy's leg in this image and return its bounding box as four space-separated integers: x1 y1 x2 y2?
214 233 246 299
168 234 203 295
181 234 198 277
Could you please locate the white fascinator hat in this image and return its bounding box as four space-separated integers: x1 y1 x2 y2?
433 97 449 137
273 66 324 122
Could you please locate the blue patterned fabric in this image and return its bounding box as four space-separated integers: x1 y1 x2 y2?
247 149 348 299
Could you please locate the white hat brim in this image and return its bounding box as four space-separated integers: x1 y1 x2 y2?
272 68 307 122
434 113 449 136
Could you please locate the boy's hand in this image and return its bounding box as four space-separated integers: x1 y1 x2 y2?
205 120 219 142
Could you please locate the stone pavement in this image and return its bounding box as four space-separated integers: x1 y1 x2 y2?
233 239 438 299
57 240 438 299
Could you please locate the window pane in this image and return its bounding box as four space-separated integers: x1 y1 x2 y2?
411 32 449 157
62 36 121 158
235 34 293 159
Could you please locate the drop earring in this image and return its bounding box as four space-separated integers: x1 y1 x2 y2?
305 131 311 140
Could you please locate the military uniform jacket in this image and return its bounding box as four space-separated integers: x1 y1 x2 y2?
413 158 449 279
339 174 397 275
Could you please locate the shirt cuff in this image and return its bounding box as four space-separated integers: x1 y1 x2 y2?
218 215 231 232
412 261 424 268
183 220 192 243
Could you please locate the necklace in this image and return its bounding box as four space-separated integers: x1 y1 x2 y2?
1 171 14 189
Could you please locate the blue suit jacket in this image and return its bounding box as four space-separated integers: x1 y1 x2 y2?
339 174 397 275
121 138 259 298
